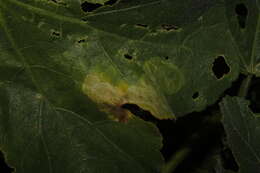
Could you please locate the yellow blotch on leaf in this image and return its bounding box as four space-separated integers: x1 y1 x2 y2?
82 66 176 121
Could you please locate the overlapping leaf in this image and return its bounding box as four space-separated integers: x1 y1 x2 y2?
220 96 260 173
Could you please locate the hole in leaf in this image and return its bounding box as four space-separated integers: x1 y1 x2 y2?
121 103 158 122
192 92 199 99
78 39 86 43
212 56 230 79
0 151 14 173
124 54 133 60
135 24 148 28
161 24 179 31
52 31 60 37
235 3 248 28
104 0 118 6
81 1 102 12
221 148 239 172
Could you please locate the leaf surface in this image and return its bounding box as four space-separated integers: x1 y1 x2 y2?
0 0 243 172
0 0 240 117
0 82 164 172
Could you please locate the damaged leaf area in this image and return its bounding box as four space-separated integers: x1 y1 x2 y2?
0 0 243 172
82 58 180 121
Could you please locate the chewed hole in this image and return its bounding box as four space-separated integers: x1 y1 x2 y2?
0 151 14 173
192 92 199 99
135 24 148 28
235 3 248 28
52 31 60 37
124 54 133 60
81 1 102 12
161 24 179 31
104 0 118 6
212 56 230 79
78 39 86 43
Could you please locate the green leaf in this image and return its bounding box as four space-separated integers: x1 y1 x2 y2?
0 82 163 172
220 96 260 173
0 0 240 118
0 0 242 172
224 0 260 76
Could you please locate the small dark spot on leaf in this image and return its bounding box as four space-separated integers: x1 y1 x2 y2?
0 151 14 173
104 0 118 6
221 148 239 172
78 39 86 43
161 24 179 31
235 3 248 28
165 56 169 60
121 103 158 122
52 31 60 37
124 54 133 60
192 92 199 99
212 56 230 79
136 24 148 28
81 1 102 12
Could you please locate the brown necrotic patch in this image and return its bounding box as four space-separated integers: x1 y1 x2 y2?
212 56 230 79
82 70 175 120
103 103 131 123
